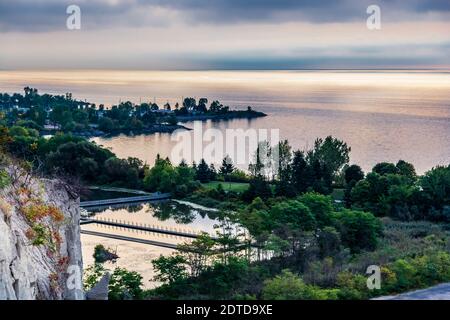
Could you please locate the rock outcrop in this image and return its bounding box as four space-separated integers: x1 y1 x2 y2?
0 171 84 300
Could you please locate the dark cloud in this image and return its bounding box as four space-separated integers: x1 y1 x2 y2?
0 0 449 32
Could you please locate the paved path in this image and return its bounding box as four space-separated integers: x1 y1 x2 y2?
374 283 450 300
80 193 171 207
88 186 151 195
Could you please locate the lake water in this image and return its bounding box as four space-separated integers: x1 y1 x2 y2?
1 70 449 173
81 200 224 288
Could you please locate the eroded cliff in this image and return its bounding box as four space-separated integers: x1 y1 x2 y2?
0 165 83 300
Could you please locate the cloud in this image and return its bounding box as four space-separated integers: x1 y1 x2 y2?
0 0 449 32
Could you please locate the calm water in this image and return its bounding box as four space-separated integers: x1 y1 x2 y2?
82 200 224 288
1 70 448 173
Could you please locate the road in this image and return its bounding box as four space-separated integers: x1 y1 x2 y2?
374 283 450 300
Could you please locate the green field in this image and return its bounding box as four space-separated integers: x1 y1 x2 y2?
202 181 249 193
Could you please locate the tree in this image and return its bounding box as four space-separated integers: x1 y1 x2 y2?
396 160 416 181
317 227 341 258
196 159 211 183
45 141 112 181
152 254 188 284
144 157 177 192
84 264 143 300
241 176 272 202
109 267 144 300
177 233 216 277
308 136 351 179
238 197 271 241
344 165 364 185
291 150 308 194
182 97 196 113
209 100 223 113
219 155 235 184
197 98 208 113
275 140 294 196
104 157 139 187
344 164 364 207
373 162 398 175
332 209 382 253
298 192 334 227
98 117 115 132
270 199 316 232
419 165 450 221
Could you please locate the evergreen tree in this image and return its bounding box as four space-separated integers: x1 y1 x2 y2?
219 155 235 183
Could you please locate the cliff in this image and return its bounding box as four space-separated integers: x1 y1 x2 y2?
0 165 84 300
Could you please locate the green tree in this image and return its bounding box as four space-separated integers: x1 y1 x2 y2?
373 162 399 175
332 209 382 253
152 254 188 284
98 117 115 132
419 165 450 221
109 267 144 300
298 192 334 227
196 159 211 183
177 233 216 277
270 199 316 232
308 136 351 180
219 155 235 185
290 150 308 194
144 157 177 192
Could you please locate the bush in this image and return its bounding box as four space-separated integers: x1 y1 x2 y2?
332 209 382 253
262 270 338 300
93 244 119 264
0 168 11 189
335 271 369 300
109 267 144 300
298 192 334 227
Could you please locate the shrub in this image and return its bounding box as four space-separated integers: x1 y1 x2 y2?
109 267 144 300
336 271 369 300
332 209 382 253
0 168 11 189
262 270 338 300
390 259 417 291
93 244 119 264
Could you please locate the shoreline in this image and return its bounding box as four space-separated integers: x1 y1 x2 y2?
40 110 267 138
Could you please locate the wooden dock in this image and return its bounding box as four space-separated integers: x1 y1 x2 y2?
80 216 215 239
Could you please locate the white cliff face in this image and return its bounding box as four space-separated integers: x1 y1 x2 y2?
0 176 84 300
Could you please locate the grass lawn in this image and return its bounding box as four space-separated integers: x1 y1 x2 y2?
202 181 249 193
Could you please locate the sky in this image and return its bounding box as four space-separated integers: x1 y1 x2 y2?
0 0 449 70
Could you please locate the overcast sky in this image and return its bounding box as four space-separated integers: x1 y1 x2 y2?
1 0 449 69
